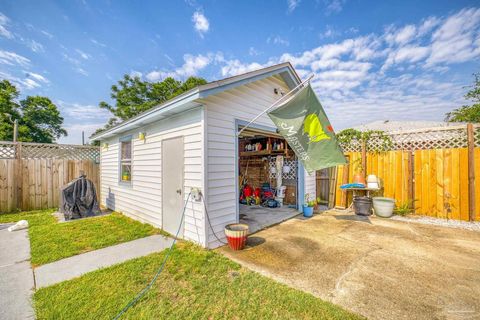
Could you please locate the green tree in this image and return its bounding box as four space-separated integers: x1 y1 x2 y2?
99 75 207 121
90 75 207 144
445 73 480 123
0 80 67 143
0 80 21 140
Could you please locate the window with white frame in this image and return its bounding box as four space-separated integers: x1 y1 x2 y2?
120 137 132 182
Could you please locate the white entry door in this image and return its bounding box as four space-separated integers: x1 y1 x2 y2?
162 137 184 238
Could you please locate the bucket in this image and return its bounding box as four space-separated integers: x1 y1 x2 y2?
275 197 284 207
224 223 249 250
373 197 395 218
353 196 373 216
276 186 286 198
303 205 314 217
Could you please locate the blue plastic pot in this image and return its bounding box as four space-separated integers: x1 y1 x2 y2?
303 205 314 217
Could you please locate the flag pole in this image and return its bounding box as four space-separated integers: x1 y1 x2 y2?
236 74 314 137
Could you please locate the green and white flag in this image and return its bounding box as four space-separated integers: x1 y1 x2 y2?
268 84 346 173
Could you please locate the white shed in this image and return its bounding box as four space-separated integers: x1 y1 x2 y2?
91 63 316 248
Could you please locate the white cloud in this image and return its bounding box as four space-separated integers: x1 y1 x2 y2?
58 101 110 120
129 70 143 78
0 12 13 39
75 67 89 76
417 16 440 36
192 11 209 37
0 71 43 90
267 35 290 46
27 39 44 53
75 49 91 60
25 72 49 84
287 0 301 13
249 47 261 56
62 53 81 66
425 8 480 67
319 25 341 39
382 46 430 71
62 51 89 76
324 0 345 15
394 25 416 44
146 53 216 81
0 50 30 67
220 60 266 77
194 7 478 129
40 30 54 39
90 39 106 47
59 122 107 144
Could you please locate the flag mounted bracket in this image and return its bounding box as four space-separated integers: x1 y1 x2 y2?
236 74 314 137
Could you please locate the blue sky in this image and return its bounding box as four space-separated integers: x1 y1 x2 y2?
0 0 479 144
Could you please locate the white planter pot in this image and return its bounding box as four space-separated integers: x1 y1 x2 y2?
373 197 395 218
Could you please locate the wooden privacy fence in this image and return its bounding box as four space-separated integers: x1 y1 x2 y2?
0 142 100 213
334 124 480 222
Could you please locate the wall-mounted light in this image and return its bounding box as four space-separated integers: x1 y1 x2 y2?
138 132 146 141
102 142 109 150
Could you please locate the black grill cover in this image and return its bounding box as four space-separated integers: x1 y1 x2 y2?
59 175 101 220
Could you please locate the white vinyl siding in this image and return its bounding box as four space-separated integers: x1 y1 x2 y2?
304 171 316 200
202 75 308 248
99 108 205 246
97 71 314 249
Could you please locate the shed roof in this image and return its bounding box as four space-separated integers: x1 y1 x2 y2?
91 62 301 140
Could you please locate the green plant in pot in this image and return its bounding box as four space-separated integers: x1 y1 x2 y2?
303 194 315 217
122 170 131 181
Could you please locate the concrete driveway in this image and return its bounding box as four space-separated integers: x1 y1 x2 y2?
218 210 480 320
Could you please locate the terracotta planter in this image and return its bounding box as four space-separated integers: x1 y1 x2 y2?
353 172 366 185
224 223 249 250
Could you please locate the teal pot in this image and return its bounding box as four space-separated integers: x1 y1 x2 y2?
373 197 395 218
303 205 314 217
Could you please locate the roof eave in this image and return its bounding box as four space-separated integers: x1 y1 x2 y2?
91 62 301 141
90 88 201 141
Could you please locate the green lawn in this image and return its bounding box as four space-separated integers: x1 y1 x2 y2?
34 242 361 320
0 209 164 266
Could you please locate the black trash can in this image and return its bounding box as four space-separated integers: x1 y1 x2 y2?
353 196 373 216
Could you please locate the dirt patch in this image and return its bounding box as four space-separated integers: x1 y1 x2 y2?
218 210 480 320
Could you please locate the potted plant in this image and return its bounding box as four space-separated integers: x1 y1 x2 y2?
352 158 366 185
303 194 315 217
122 170 131 181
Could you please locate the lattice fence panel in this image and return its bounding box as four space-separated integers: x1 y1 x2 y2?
340 126 472 152
0 142 16 159
340 140 362 152
269 157 298 180
21 143 100 160
475 127 480 148
387 127 468 150
0 141 100 160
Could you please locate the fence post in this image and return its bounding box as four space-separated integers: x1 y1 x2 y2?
14 142 23 211
408 150 415 212
341 157 350 208
467 123 476 221
361 140 367 179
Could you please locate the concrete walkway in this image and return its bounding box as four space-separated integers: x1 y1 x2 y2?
35 235 173 288
0 224 35 320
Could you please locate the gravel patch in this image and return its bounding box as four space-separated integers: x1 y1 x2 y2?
391 215 480 231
